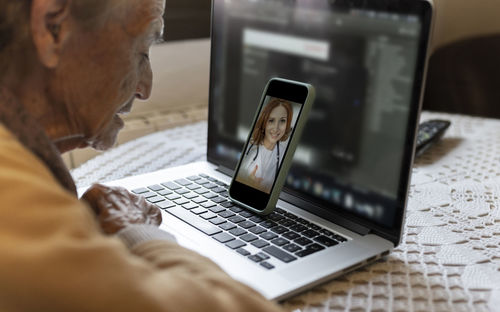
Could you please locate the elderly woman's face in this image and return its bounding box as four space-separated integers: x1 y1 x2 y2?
52 0 164 150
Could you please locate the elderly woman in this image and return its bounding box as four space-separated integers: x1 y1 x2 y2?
0 0 282 311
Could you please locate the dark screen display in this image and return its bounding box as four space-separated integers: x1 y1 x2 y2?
208 0 430 231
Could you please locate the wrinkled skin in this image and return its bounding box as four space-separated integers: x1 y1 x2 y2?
82 184 162 234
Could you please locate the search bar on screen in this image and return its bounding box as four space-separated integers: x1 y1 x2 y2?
243 29 330 61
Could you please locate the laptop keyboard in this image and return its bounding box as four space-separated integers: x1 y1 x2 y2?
132 174 347 270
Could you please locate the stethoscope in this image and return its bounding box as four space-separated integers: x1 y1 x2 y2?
246 142 280 180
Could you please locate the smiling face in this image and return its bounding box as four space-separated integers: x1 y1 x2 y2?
263 105 288 148
49 0 165 150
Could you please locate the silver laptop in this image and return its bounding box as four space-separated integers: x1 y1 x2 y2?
89 0 433 301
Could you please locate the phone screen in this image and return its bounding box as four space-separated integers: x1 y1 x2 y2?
230 79 310 212
234 96 303 194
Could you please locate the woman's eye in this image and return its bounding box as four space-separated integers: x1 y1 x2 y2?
268 118 275 123
141 53 150 61
280 119 286 123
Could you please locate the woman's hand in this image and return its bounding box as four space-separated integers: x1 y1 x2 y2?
249 165 264 187
81 184 162 234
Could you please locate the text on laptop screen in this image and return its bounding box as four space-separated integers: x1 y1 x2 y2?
209 0 425 228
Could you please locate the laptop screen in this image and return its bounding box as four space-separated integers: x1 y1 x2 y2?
208 0 432 241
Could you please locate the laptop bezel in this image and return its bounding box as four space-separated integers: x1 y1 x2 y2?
207 0 433 246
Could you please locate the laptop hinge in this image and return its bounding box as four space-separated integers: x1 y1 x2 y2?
216 165 234 177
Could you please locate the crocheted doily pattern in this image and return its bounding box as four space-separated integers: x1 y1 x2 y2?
72 113 500 311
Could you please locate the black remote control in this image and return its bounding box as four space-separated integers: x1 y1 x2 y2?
415 119 451 157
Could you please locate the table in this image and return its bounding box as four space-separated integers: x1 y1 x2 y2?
72 112 500 312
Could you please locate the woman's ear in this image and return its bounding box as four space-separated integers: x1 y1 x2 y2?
31 0 72 68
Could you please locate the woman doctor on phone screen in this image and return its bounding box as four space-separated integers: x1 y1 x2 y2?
240 98 294 193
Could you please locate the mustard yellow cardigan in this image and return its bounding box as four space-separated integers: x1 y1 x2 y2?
0 124 283 312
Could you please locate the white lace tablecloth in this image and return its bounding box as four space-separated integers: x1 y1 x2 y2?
72 112 500 312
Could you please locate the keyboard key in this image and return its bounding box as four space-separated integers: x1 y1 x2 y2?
256 252 270 260
212 187 226 193
229 228 246 236
147 184 164 191
302 230 319 238
161 182 181 190
251 239 270 248
282 231 300 240
211 197 227 204
220 191 229 198
200 201 216 209
158 189 173 196
194 188 209 195
220 201 234 208
248 255 263 263
219 223 236 231
213 232 234 243
192 197 208 204
195 179 210 185
219 210 235 218
228 216 245 224
260 232 278 241
156 200 175 209
166 207 222 236
268 213 284 222
147 196 165 204
249 226 266 235
132 187 149 194
295 243 325 257
260 261 275 270
260 221 277 229
275 208 285 214
187 175 202 181
333 234 347 242
239 221 256 229
270 226 288 234
204 183 218 189
166 193 181 201
240 233 258 242
182 202 199 210
175 188 190 195
209 206 226 213
309 224 321 231
228 206 243 213
186 184 201 190
296 218 310 226
236 248 250 256
271 238 290 246
200 173 210 178
207 177 219 182
191 207 208 215
226 240 246 249
183 192 198 199
314 236 338 247
249 216 265 223
209 217 226 225
278 219 296 227
215 180 227 186
239 211 254 218
295 237 313 246
290 224 307 232
174 178 192 186
263 246 297 263
174 198 189 205
202 192 218 199
141 191 158 198
200 212 217 220
283 243 302 253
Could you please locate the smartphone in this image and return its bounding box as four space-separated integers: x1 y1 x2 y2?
229 78 315 215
